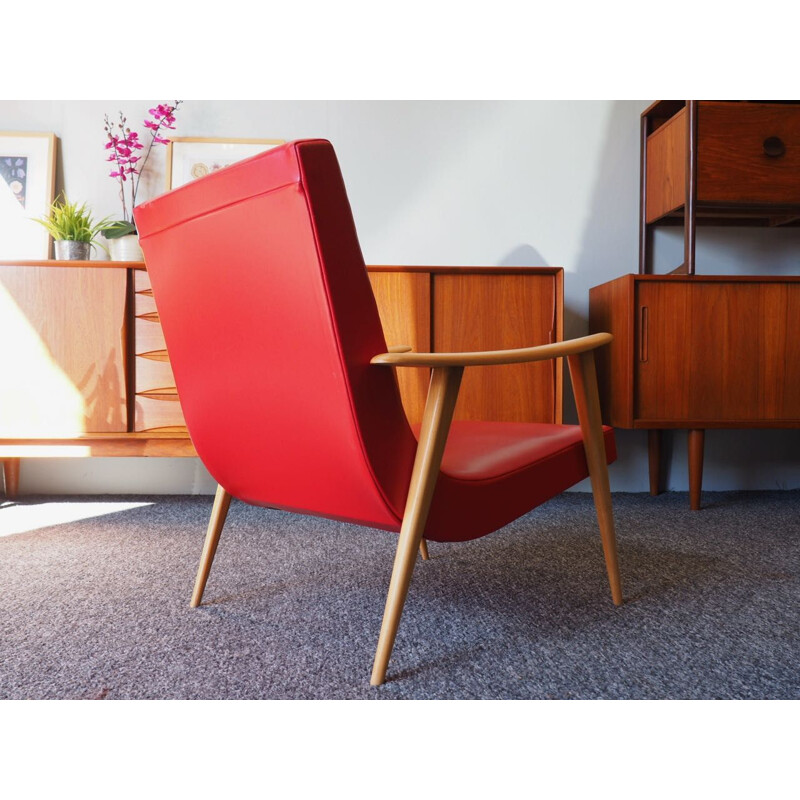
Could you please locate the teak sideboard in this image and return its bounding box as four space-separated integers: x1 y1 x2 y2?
590 274 800 508
1 261 563 497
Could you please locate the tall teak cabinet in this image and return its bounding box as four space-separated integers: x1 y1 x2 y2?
591 101 800 508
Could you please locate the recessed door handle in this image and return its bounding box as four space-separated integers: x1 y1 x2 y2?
640 306 649 362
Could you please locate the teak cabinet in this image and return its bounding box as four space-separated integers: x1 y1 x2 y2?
368 266 563 426
590 275 800 506
1 261 563 497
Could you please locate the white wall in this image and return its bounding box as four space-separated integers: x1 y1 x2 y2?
2 100 800 495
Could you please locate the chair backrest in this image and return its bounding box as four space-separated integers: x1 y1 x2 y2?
135 140 416 529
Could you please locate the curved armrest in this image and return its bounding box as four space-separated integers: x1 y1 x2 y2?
371 332 612 368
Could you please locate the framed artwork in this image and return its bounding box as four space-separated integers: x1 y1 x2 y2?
0 132 57 259
165 137 285 191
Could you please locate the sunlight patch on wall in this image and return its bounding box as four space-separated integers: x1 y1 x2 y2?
0 500 153 537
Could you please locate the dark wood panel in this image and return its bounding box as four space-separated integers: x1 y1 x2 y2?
698 102 800 206
434 274 558 422
635 281 800 422
645 107 686 223
589 275 635 427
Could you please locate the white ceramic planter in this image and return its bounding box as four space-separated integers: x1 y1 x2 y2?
109 234 144 262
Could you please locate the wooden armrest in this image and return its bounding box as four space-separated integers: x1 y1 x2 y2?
387 345 413 353
371 332 612 368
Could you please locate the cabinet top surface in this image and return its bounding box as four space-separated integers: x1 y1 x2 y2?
593 273 800 289
0 261 562 275
0 259 145 269
366 265 563 274
642 99 800 121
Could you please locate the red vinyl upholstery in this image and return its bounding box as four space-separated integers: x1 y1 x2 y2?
135 139 616 544
135 139 622 685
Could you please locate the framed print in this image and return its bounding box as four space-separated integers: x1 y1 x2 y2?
0 132 57 259
165 137 285 191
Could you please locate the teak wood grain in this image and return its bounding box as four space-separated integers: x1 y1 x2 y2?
0 432 195 458
0 265 128 436
588 275 635 427
434 273 559 423
697 102 800 207
590 274 800 428
645 107 687 223
636 281 800 423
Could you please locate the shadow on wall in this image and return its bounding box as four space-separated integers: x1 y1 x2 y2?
498 244 549 267
560 101 643 459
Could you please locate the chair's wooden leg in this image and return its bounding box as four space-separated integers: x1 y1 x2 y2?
568 351 623 607
3 459 20 498
371 366 463 686
190 483 232 608
419 539 429 561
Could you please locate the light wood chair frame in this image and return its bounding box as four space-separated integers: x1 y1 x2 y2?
189 332 622 686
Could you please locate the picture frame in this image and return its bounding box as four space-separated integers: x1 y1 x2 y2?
165 137 285 191
0 131 57 259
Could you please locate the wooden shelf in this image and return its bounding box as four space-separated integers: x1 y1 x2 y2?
639 100 800 273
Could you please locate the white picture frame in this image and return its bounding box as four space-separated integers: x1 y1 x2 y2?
0 132 57 259
165 137 285 191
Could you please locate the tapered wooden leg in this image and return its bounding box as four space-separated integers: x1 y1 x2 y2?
688 429 705 511
568 352 623 606
3 459 20 498
190 484 233 608
419 539 429 561
371 366 463 686
648 429 662 496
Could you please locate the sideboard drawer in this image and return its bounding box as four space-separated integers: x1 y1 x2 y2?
134 391 186 431
698 102 800 206
135 316 167 355
136 354 177 393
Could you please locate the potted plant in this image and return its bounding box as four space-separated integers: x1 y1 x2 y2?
34 196 116 260
103 101 182 260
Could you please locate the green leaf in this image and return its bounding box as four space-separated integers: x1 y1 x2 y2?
103 220 137 239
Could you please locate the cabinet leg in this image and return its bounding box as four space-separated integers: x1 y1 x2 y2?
688 429 705 510
648 430 662 496
3 459 21 499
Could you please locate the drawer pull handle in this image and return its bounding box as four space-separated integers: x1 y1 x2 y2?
763 136 786 158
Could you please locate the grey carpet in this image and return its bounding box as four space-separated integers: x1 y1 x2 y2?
1 491 798 700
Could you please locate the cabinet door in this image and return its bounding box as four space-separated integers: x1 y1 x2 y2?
434 273 559 423
0 266 128 435
635 281 800 424
368 271 431 425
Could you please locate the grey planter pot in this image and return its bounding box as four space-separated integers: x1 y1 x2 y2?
54 240 91 260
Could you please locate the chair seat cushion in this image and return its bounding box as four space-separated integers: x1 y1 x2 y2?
413 420 616 543
437 421 602 481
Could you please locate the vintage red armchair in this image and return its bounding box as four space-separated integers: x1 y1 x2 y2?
134 139 622 685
